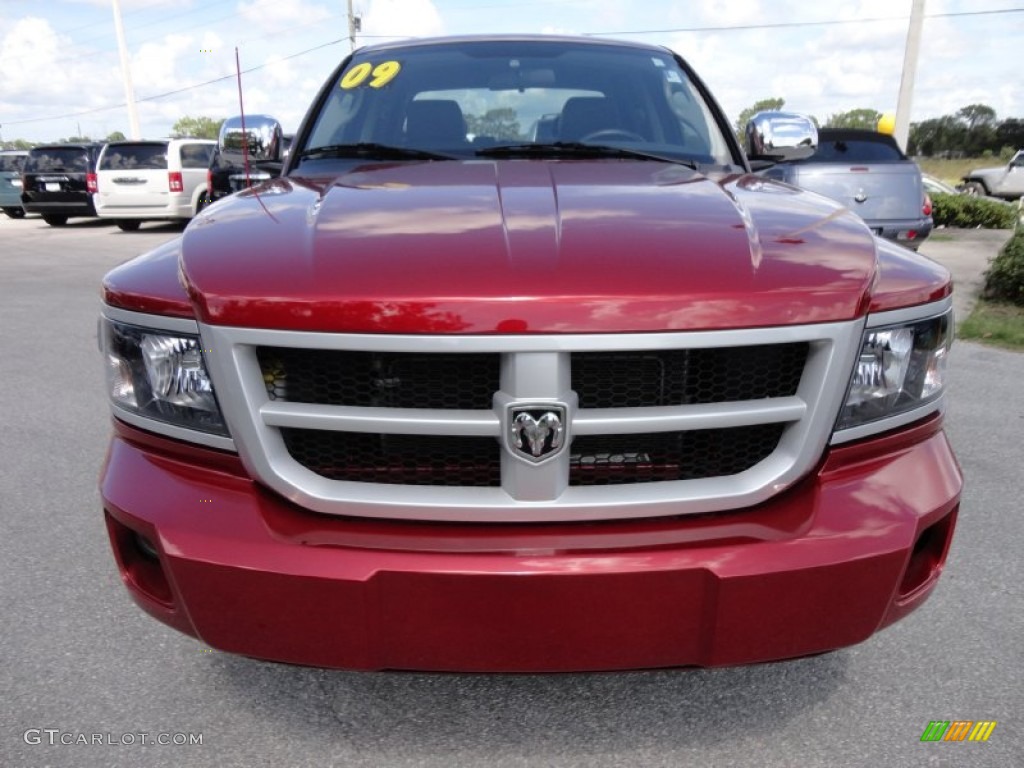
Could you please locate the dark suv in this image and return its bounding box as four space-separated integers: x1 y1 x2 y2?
21 143 104 226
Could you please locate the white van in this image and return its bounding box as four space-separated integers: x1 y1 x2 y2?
95 139 215 230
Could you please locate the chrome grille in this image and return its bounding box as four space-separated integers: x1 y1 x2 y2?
258 348 500 409
281 429 501 486
569 424 786 486
199 321 864 522
571 344 808 408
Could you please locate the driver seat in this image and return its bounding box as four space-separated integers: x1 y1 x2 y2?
405 99 467 148
558 97 620 142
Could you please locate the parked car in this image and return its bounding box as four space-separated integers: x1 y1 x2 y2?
921 173 960 197
0 149 28 218
205 118 292 207
961 150 1024 200
756 123 933 249
98 35 960 672
20 142 103 226
95 138 215 230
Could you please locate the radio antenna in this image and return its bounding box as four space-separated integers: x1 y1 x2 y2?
235 46 250 188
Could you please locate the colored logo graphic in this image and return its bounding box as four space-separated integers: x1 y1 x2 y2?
920 721 997 742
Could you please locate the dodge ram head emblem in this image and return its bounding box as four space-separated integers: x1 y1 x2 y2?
507 405 567 463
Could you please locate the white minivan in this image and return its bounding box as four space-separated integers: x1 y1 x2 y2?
95 138 215 230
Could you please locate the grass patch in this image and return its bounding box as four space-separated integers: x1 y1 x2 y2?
928 232 955 242
959 299 1024 350
917 157 992 186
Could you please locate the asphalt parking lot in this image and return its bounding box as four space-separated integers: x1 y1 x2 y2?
1 214 1021 768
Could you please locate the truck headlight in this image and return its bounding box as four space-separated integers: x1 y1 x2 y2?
836 310 953 432
102 318 228 436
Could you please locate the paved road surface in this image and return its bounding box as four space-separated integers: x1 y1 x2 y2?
1 216 1020 767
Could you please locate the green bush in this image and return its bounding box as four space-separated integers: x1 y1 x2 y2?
930 192 1018 229
983 227 1024 306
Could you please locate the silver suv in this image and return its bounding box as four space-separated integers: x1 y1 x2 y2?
95 138 215 230
961 150 1024 200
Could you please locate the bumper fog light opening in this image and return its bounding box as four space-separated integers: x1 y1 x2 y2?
106 514 175 608
899 511 956 598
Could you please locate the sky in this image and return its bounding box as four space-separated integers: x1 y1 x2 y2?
0 0 1021 143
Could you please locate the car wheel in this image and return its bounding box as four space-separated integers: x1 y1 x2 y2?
43 215 68 226
116 220 142 231
963 182 987 196
2 206 25 219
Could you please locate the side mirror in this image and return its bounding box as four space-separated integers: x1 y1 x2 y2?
218 115 283 162
745 111 818 162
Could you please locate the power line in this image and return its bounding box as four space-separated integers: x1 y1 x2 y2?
2 0 241 70
49 0 184 38
582 7 1024 36
2 36 347 126
5 6 1022 128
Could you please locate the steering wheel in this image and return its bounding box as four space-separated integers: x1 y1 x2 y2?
579 129 646 143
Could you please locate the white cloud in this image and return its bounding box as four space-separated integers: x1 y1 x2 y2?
1 0 1020 143
71 0 184 7
133 33 194 93
0 16 124 134
237 0 331 33
261 53 297 89
693 0 765 26
361 0 444 41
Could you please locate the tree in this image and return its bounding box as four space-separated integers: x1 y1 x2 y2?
908 115 968 156
957 104 996 132
106 130 127 141
995 119 1024 153
825 108 882 130
465 108 521 141
734 97 785 142
1 138 35 150
170 116 224 140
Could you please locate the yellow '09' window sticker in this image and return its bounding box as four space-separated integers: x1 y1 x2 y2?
340 60 402 89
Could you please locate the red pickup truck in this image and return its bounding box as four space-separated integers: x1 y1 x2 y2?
99 35 961 672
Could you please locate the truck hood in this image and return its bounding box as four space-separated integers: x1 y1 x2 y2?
965 164 1004 177
180 160 879 333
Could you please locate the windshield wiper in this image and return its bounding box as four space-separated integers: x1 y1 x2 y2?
476 142 697 169
297 143 457 161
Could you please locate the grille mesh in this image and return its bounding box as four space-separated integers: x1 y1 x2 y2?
266 343 804 488
281 429 501 486
569 424 785 486
259 349 500 409
571 344 808 409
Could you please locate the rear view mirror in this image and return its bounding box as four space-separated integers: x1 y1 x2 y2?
219 115 283 162
487 68 556 90
746 111 818 161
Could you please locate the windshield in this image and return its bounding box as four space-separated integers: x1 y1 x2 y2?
0 154 26 172
100 143 169 170
807 133 907 164
299 39 737 168
25 147 91 173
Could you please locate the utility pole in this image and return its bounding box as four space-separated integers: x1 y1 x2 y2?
347 0 360 52
894 0 925 152
111 0 141 140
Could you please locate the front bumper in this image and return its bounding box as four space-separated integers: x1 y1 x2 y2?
101 416 961 672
